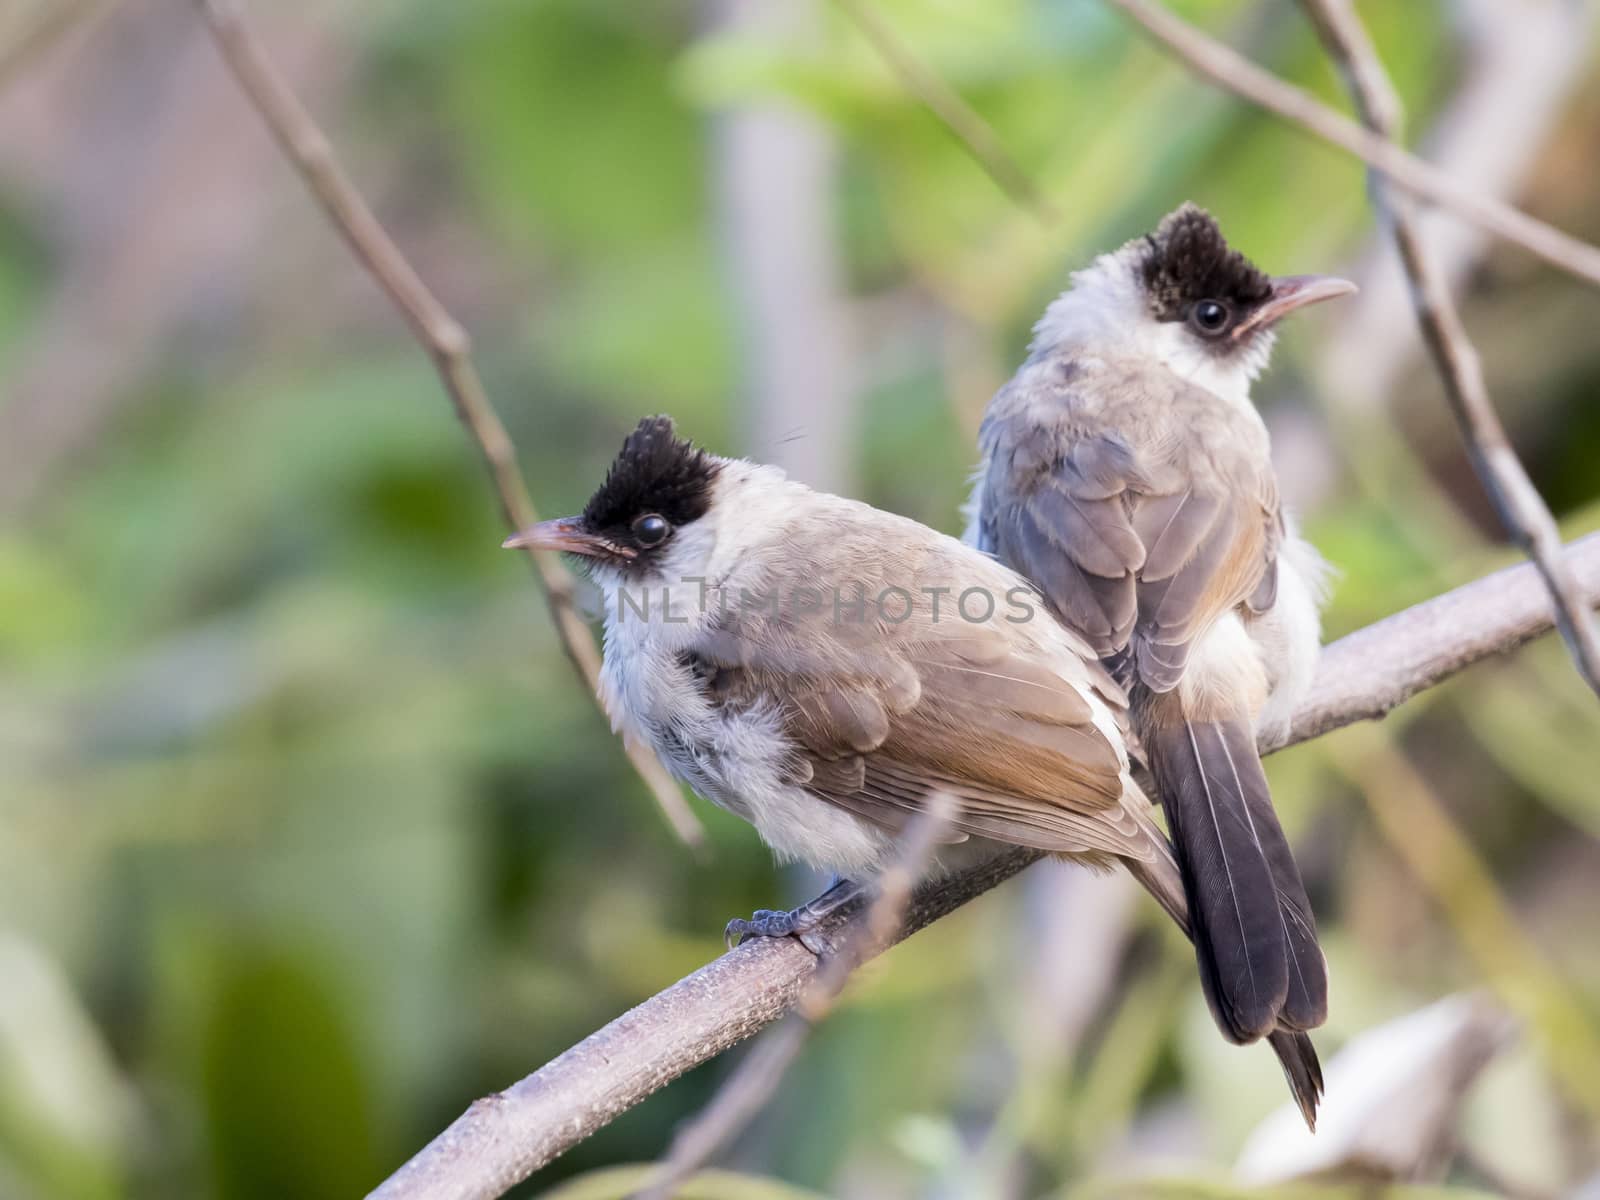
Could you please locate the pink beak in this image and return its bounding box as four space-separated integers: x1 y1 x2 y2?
1233 274 1358 338
502 516 623 557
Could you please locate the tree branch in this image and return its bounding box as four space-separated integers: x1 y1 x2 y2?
1296 0 1600 697
368 533 1600 1200
829 0 1058 224
193 0 704 850
634 795 954 1200
1104 0 1600 291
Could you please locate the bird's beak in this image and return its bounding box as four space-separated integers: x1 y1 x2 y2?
502 516 611 557
1234 274 1358 338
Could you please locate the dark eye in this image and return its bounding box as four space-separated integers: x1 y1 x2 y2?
632 514 670 547
1191 299 1231 336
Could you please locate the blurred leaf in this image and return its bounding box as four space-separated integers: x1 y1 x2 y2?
1068 958 1188 1152
1065 1179 1502 1200
536 1163 831 1200
1458 1039 1570 1200
0 536 93 662
201 944 378 1200
443 0 704 258
1236 993 1511 1186
0 933 133 1200
1458 650 1600 839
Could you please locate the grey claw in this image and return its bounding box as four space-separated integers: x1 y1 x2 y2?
723 881 866 956
724 907 812 952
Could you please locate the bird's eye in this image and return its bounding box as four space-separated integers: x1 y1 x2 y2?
1191 299 1231 336
632 514 671 547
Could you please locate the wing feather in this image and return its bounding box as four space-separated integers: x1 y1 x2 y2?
977 369 1280 693
688 539 1152 859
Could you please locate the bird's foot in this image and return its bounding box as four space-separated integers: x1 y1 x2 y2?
724 877 866 956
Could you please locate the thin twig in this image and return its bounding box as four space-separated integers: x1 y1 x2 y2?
0 0 114 88
830 0 1057 224
633 793 955 1200
193 0 704 850
1105 0 1600 291
368 533 1600 1200
1299 0 1600 697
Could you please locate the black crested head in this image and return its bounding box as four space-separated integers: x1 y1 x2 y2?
580 417 721 560
1137 203 1272 324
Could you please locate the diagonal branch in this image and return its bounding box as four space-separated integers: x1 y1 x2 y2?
193 0 704 850
368 533 1600 1200
633 795 954 1200
828 0 1058 224
1104 0 1600 291
1298 0 1600 697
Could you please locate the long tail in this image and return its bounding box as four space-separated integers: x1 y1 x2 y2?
1142 714 1327 1041
1122 810 1325 1130
1268 1029 1325 1131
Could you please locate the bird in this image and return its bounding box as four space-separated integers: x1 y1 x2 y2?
967 204 1354 1099
506 412 1328 1126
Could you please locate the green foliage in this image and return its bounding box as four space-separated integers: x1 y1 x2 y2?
200 946 379 1200
3 0 1599 1197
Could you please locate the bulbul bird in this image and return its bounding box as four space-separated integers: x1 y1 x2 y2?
968 205 1354 1087
506 413 1327 1126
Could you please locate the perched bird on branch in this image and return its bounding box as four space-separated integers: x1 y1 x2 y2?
506 406 1335 1126
968 204 1356 1121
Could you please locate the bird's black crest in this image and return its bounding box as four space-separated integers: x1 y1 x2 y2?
582 416 721 534
1137 204 1272 321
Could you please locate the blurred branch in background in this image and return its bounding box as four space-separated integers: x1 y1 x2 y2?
1236 992 1514 1186
1300 0 1600 697
1105 0 1600 289
1332 723 1600 1121
192 0 705 851
829 0 1057 225
710 0 854 494
4 2 1597 1196
1271 534 1600 751
0 1 294 515
0 0 113 89
1316 0 1595 414
634 794 954 1200
368 535 1600 1200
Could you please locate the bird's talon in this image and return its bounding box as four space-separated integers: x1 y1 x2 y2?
723 881 864 956
723 906 815 953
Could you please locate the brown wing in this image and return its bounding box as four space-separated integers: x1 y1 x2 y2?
977 376 1280 693
692 570 1154 860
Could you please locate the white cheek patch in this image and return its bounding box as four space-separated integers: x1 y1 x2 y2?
1143 322 1268 411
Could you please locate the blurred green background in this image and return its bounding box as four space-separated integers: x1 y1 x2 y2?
1 0 1598 1197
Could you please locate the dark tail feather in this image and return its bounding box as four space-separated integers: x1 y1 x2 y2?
1232 721 1327 1030
1146 718 1288 1044
1124 820 1326 1131
1269 1029 1324 1130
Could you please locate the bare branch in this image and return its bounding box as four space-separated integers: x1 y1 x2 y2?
829 0 1057 224
1105 0 1600 291
633 794 955 1200
0 0 115 89
1314 0 1594 417
193 0 704 850
711 0 855 496
368 533 1600 1200
1298 0 1600 697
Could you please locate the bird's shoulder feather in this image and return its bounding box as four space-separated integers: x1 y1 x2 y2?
977 356 1280 692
